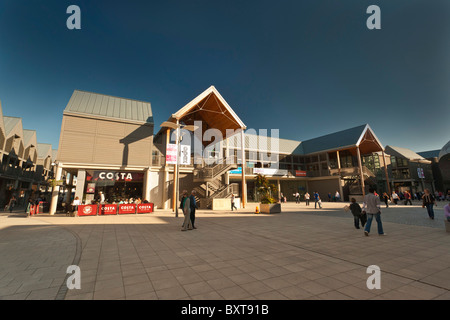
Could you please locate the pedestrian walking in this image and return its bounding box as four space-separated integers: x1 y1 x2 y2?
349 198 366 229
363 187 386 236
304 192 310 206
422 189 436 220
335 190 341 202
391 191 399 205
181 190 193 231
404 190 412 205
295 192 300 204
8 196 16 213
382 192 390 208
189 190 198 229
444 201 450 222
314 192 322 209
231 194 237 211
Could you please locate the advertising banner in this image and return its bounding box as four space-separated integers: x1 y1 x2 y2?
86 183 96 193
78 205 98 216
118 204 136 214
295 170 307 177
253 168 288 176
179 145 191 165
99 204 117 215
166 143 178 165
137 203 154 213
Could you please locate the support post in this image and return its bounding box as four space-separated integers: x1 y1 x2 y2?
356 147 365 197
241 129 246 208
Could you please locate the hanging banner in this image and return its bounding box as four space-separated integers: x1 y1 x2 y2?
86 183 96 193
99 204 117 215
118 204 136 214
78 205 98 216
253 168 288 176
166 144 178 165
179 145 191 165
137 203 154 213
295 170 307 177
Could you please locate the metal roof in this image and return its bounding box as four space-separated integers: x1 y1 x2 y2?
3 116 22 136
23 129 37 147
300 124 367 154
64 90 153 124
385 145 425 160
37 143 52 159
417 150 441 159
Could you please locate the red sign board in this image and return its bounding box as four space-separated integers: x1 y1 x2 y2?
295 170 307 177
78 205 98 216
118 204 136 214
99 204 117 215
137 203 154 214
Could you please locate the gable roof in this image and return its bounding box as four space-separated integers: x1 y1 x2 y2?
417 150 440 159
300 124 368 154
37 143 52 159
385 145 425 160
64 90 153 124
3 116 22 137
23 129 37 147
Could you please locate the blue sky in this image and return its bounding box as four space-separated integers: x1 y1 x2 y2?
0 0 449 153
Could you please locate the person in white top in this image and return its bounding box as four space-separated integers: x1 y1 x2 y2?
304 192 310 206
391 191 399 205
363 188 385 236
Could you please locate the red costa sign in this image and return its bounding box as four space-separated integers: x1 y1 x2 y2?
78 205 98 216
99 204 117 215
118 204 136 214
137 203 154 214
295 170 307 177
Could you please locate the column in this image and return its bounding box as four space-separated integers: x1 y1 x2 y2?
356 147 365 196
240 129 246 208
49 164 63 215
143 168 151 202
162 128 170 209
381 151 391 195
74 169 86 202
336 150 341 176
172 120 179 212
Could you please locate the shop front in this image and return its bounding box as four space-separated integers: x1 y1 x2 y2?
84 170 145 204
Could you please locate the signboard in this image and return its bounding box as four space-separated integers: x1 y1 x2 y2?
229 167 242 174
118 204 136 214
166 143 178 165
99 204 117 215
253 168 288 176
78 205 98 216
417 168 425 179
87 171 144 182
137 203 154 214
86 183 96 193
295 170 307 177
179 145 191 165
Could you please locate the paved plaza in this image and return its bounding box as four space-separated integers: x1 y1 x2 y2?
0 201 449 300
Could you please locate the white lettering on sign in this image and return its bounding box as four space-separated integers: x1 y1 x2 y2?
97 172 135 181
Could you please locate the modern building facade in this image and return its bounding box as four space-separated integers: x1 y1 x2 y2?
52 86 435 214
0 100 57 208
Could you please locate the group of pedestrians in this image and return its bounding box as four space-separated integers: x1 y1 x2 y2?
348 187 386 236
180 190 198 231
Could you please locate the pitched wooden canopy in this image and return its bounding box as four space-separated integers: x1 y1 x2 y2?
168 86 246 146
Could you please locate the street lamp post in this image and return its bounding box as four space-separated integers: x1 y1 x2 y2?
160 120 197 217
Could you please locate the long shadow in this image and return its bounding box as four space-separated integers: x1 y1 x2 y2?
119 117 153 168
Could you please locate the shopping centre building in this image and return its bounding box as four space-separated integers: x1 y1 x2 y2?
49 86 441 214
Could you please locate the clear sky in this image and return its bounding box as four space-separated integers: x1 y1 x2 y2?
0 0 449 154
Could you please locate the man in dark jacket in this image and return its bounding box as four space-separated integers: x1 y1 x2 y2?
189 190 198 229
350 198 366 229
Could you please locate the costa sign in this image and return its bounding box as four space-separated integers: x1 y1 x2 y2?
137 203 154 214
295 170 307 177
87 171 144 182
118 204 136 214
78 205 98 216
99 204 117 215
